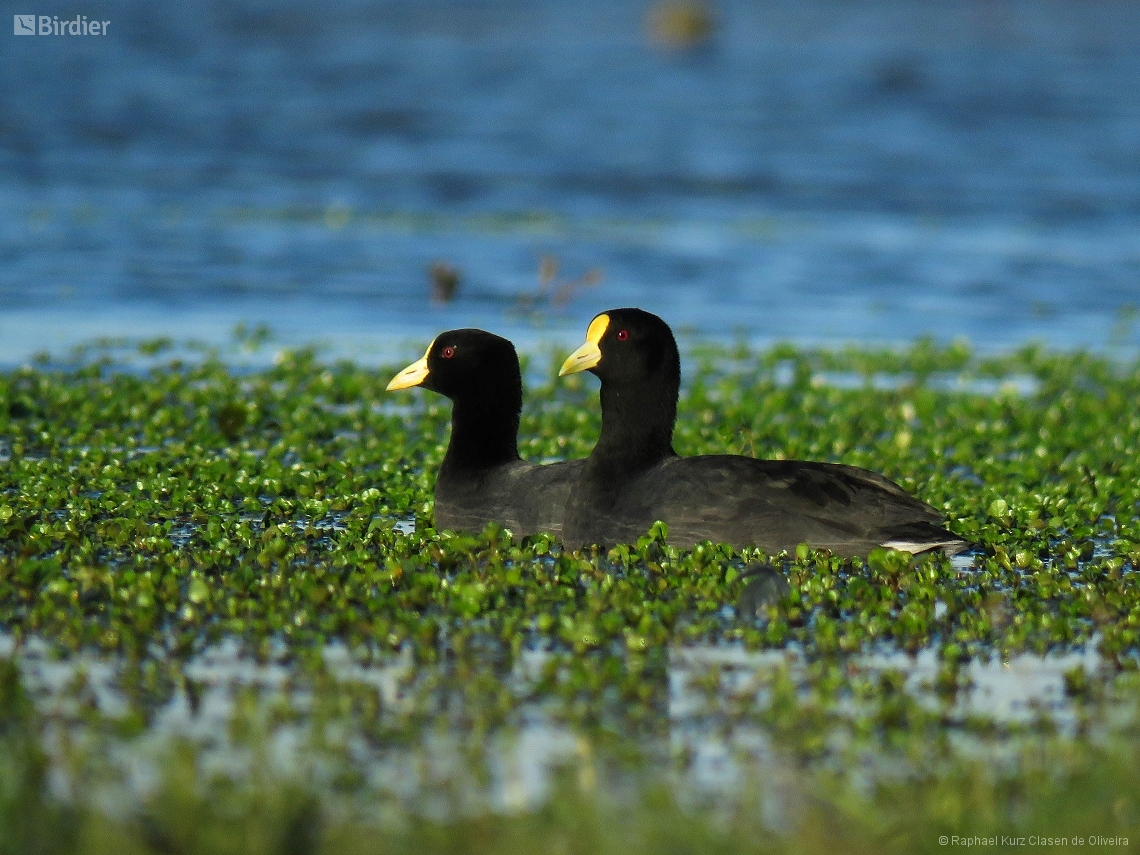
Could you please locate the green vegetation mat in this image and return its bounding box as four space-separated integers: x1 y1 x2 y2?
2 337 1139 854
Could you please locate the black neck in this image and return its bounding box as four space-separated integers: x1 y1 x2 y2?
589 369 677 478
441 394 521 473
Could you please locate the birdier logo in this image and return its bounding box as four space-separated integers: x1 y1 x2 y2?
13 14 110 35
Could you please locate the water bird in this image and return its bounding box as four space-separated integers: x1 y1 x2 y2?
387 329 583 537
646 1 715 50
429 261 461 304
558 308 969 556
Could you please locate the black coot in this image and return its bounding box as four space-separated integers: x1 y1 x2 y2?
388 329 582 537
558 308 969 556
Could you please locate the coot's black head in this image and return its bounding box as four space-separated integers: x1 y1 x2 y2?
386 329 521 403
558 308 679 388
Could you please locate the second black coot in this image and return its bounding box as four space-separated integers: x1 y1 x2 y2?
558 308 969 556
387 329 583 537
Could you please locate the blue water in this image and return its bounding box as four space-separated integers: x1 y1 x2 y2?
2 0 1139 364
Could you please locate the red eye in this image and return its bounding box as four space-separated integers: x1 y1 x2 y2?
616 329 629 341
442 346 455 359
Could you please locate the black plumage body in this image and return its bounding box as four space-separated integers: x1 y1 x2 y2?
559 309 968 556
435 457 581 536
565 453 962 555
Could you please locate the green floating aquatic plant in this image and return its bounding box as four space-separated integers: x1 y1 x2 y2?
3 339 1138 665
1 337 1139 852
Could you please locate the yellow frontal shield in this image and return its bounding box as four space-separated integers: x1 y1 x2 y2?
559 314 609 376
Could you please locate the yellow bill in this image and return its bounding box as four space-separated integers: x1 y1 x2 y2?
558 314 609 376
386 341 434 390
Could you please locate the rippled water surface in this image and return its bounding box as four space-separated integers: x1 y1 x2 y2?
2 0 1140 363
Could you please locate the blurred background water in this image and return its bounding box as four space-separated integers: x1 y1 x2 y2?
2 0 1139 364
